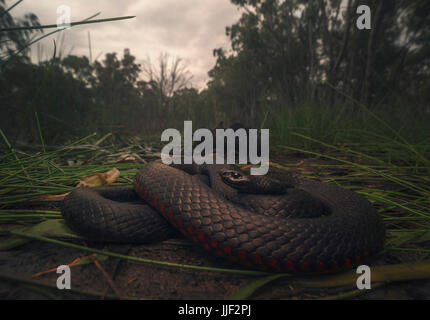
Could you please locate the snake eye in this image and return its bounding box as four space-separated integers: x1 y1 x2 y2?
224 171 241 178
232 172 242 179
221 170 245 182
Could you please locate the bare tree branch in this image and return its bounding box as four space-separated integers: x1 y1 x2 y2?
141 52 193 97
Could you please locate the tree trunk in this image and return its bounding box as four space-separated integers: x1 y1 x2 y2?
332 0 354 74
362 0 384 107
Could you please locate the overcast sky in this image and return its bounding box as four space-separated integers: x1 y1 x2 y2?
11 0 242 89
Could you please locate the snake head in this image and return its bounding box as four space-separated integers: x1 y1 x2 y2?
220 168 286 195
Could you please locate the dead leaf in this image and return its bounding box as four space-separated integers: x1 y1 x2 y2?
76 168 120 187
120 154 136 161
34 192 70 201
32 168 121 202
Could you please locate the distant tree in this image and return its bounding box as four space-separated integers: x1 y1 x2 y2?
0 0 41 61
208 0 430 112
142 52 192 97
0 57 96 143
61 55 95 87
92 49 144 131
208 47 267 125
141 52 193 128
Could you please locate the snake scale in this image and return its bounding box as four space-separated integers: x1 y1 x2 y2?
62 161 385 273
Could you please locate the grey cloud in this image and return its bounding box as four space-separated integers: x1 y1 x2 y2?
10 0 241 88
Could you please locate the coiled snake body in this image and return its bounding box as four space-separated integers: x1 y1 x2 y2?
62 162 385 273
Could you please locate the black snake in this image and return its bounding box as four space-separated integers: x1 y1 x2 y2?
62 161 385 273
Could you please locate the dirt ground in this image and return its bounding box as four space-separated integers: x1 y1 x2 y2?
1 233 430 300
1 154 429 300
